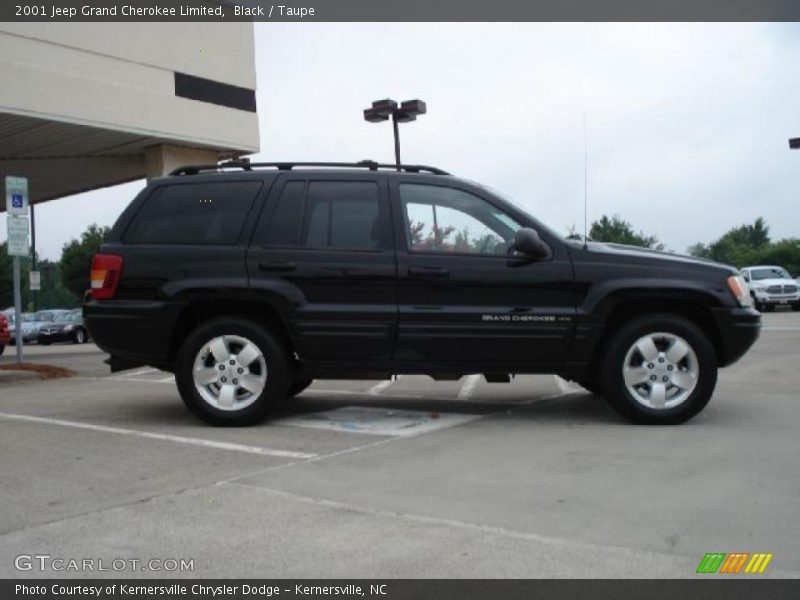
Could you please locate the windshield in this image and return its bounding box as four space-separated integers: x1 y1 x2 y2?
750 267 791 281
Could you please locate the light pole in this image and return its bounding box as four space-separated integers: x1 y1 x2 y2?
363 98 426 170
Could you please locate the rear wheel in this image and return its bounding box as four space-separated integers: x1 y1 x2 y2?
601 314 717 424
175 318 289 426
0 344 4 356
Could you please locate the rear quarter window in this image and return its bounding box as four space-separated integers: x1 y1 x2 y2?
124 181 262 245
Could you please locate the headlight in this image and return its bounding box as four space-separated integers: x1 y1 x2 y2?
727 275 753 307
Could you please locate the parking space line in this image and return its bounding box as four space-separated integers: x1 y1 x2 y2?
456 374 481 400
124 368 159 377
0 412 317 459
107 377 174 384
367 378 396 395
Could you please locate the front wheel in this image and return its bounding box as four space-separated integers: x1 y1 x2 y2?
175 318 290 426
601 314 717 425
792 302 800 312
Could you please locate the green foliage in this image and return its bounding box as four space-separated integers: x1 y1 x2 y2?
589 215 665 250
687 218 800 276
60 224 110 298
36 259 80 309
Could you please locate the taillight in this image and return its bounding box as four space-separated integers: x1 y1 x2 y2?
90 254 124 300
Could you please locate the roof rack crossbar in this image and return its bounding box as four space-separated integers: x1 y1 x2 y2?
169 161 450 176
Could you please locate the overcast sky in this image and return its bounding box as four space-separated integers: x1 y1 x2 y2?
21 22 800 260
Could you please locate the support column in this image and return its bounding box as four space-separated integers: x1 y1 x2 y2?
144 145 222 178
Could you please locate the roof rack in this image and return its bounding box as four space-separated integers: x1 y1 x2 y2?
169 160 450 177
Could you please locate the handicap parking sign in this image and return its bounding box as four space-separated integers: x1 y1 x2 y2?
5 176 28 216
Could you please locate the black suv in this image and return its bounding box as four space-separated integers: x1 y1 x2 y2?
84 161 760 426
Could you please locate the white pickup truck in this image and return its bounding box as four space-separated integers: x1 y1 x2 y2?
740 265 800 312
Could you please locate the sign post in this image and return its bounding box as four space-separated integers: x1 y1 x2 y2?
6 176 29 364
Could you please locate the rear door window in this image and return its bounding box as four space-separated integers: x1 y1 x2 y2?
263 180 382 251
125 181 262 245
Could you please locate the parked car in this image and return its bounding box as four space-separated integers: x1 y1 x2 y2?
740 265 800 312
37 311 90 345
84 160 761 426
0 313 9 355
4 312 39 344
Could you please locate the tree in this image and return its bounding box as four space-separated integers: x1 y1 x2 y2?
589 214 665 250
37 259 80 309
687 219 800 275
60 224 110 298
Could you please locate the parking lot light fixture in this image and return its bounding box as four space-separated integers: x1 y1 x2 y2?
790 137 800 149
363 98 427 170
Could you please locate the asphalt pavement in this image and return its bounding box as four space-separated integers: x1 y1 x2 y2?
0 311 798 578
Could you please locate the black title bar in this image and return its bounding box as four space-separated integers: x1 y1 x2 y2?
4 0 800 22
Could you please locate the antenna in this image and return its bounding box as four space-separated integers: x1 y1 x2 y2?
583 113 588 250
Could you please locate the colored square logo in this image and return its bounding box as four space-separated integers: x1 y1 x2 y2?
11 193 23 208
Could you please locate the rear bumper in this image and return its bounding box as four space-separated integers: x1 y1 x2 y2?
83 299 182 367
711 306 761 367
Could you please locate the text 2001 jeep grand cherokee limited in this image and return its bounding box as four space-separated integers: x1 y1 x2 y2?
84 161 761 426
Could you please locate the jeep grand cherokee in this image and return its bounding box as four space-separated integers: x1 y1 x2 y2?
84 161 760 426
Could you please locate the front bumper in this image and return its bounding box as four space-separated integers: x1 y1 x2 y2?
711 306 761 367
37 331 73 344
752 291 799 306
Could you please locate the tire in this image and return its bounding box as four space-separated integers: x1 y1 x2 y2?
792 302 800 312
0 344 5 356
600 314 717 425
39 340 50 346
73 328 87 344
288 377 313 398
175 317 290 426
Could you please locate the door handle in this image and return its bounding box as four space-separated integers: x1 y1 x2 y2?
408 266 449 278
258 261 296 273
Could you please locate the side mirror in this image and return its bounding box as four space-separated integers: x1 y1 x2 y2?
510 227 550 259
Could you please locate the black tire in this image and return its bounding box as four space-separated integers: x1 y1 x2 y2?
39 340 50 346
288 377 313 398
792 302 800 312
600 314 717 425
73 328 87 344
175 317 290 426
0 344 5 356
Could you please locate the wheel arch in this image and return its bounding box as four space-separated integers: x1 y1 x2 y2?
168 298 297 367
587 290 726 375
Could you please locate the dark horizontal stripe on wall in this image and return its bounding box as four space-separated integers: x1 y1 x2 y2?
174 72 256 112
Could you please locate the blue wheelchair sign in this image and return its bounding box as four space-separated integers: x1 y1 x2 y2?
11 193 23 208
